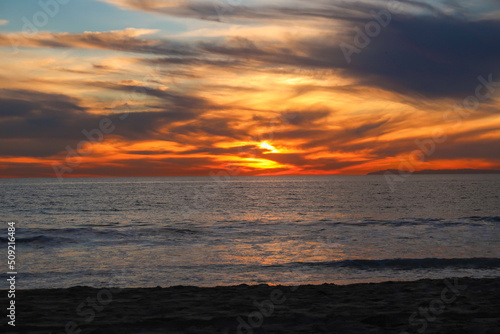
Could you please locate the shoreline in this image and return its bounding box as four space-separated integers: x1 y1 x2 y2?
2 277 499 333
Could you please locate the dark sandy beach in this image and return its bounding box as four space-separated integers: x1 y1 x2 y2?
2 277 499 333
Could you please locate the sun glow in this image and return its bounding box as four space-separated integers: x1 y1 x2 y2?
259 142 279 153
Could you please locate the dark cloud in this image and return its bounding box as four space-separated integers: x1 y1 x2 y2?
168 116 246 142
207 15 500 99
102 0 444 24
89 81 211 111
127 145 264 157
181 145 264 156
336 125 500 162
277 110 331 126
253 152 363 172
0 162 57 178
0 29 195 57
336 16 500 98
431 137 500 160
0 89 202 157
350 119 391 137
249 110 331 129
143 56 242 68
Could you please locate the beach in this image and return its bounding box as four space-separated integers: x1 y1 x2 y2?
3 277 499 333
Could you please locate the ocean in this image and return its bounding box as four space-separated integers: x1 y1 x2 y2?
1 174 499 289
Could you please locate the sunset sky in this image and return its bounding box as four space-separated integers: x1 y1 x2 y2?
1 0 500 178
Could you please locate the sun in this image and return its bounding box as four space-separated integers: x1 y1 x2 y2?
259 142 279 153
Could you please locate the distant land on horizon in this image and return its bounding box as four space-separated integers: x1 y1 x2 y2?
367 169 500 175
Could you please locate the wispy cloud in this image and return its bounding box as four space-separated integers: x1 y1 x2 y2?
1 0 500 177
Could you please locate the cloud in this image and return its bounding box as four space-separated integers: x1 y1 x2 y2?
0 28 195 57
127 2 500 99
97 0 447 23
335 16 500 98
189 14 500 98
100 0 185 12
87 80 212 111
0 88 203 157
1 0 500 177
2 3 499 100
0 19 8 26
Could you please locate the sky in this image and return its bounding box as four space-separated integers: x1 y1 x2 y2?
0 0 500 178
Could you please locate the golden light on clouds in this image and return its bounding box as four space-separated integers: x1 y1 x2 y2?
259 142 279 153
0 0 499 177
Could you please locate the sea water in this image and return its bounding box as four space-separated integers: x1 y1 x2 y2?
1 174 499 288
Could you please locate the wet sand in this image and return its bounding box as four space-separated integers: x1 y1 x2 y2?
2 277 499 333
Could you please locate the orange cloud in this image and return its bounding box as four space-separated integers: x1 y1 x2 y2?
2 1 500 178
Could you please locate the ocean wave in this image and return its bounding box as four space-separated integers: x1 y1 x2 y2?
0 226 202 246
159 227 200 234
322 217 500 227
269 258 500 270
466 216 500 222
0 235 62 244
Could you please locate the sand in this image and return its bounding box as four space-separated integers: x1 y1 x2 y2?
2 277 499 333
